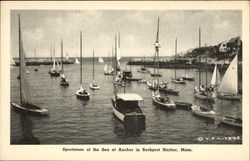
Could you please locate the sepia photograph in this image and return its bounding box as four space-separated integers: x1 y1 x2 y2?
1 1 249 160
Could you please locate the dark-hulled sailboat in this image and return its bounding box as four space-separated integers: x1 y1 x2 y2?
59 39 69 86
11 15 48 116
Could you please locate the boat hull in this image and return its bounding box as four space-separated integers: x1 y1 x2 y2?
194 92 214 100
60 81 69 86
171 78 186 84
152 97 176 109
182 77 194 81
217 93 241 100
11 102 49 116
191 105 216 119
220 116 242 128
111 98 145 129
76 91 90 100
90 84 100 90
175 102 192 110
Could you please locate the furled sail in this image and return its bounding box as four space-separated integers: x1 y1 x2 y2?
19 19 32 104
211 64 221 86
218 54 238 94
52 45 56 70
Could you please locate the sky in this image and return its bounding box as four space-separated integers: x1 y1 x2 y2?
11 10 241 58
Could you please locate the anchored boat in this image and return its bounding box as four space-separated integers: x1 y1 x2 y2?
11 15 48 116
191 105 217 119
59 39 69 86
75 31 90 100
219 116 242 128
90 50 100 90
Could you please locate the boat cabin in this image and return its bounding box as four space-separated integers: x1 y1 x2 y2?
123 70 132 78
115 93 143 113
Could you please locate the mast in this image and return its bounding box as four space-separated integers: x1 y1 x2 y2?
92 50 94 81
50 45 52 67
108 51 110 72
157 18 160 90
114 35 117 100
129 57 132 71
18 14 22 103
80 31 82 85
61 39 63 73
35 49 36 63
175 38 177 79
205 58 207 88
198 27 201 86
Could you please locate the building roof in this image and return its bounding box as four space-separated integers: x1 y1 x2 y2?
117 93 143 101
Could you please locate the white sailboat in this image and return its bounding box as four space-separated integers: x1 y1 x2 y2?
104 51 114 75
59 39 69 86
210 64 221 88
90 50 100 90
217 54 241 100
75 53 80 64
10 55 16 66
98 57 104 64
76 31 90 99
11 15 48 116
49 44 60 76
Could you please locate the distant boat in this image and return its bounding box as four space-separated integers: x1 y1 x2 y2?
111 34 145 129
11 15 49 116
137 56 150 73
75 53 80 64
10 55 16 66
191 105 217 119
59 39 69 86
124 57 142 81
49 44 60 76
182 59 194 81
171 38 186 84
104 51 114 75
217 54 241 100
98 57 104 63
90 50 100 90
76 31 90 100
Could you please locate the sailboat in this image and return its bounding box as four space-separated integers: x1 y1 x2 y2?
171 38 186 84
11 15 49 116
75 53 80 64
194 28 213 100
59 39 69 86
182 58 194 81
34 49 38 71
137 56 150 73
217 54 241 100
76 31 90 99
98 57 104 64
124 57 142 81
151 18 176 109
150 52 162 77
49 44 60 76
210 64 221 90
147 18 179 95
111 34 145 129
104 51 114 75
11 55 16 66
90 50 100 90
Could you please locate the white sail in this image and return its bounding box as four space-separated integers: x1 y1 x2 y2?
75 57 80 64
52 46 56 70
218 54 238 94
56 61 60 70
19 20 32 104
10 55 16 65
98 57 104 63
211 64 221 86
104 64 108 72
66 53 69 60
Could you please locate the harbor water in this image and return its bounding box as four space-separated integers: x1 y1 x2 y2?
10 62 242 144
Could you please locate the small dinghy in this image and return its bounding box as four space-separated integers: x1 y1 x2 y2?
191 105 217 119
76 86 90 100
152 90 176 109
182 74 194 81
138 79 147 83
12 15 48 116
219 116 242 128
174 102 192 110
171 77 186 84
90 82 100 90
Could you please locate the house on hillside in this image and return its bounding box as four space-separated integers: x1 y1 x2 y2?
219 41 228 53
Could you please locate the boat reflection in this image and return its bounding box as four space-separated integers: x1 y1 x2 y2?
14 114 40 144
113 116 145 139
